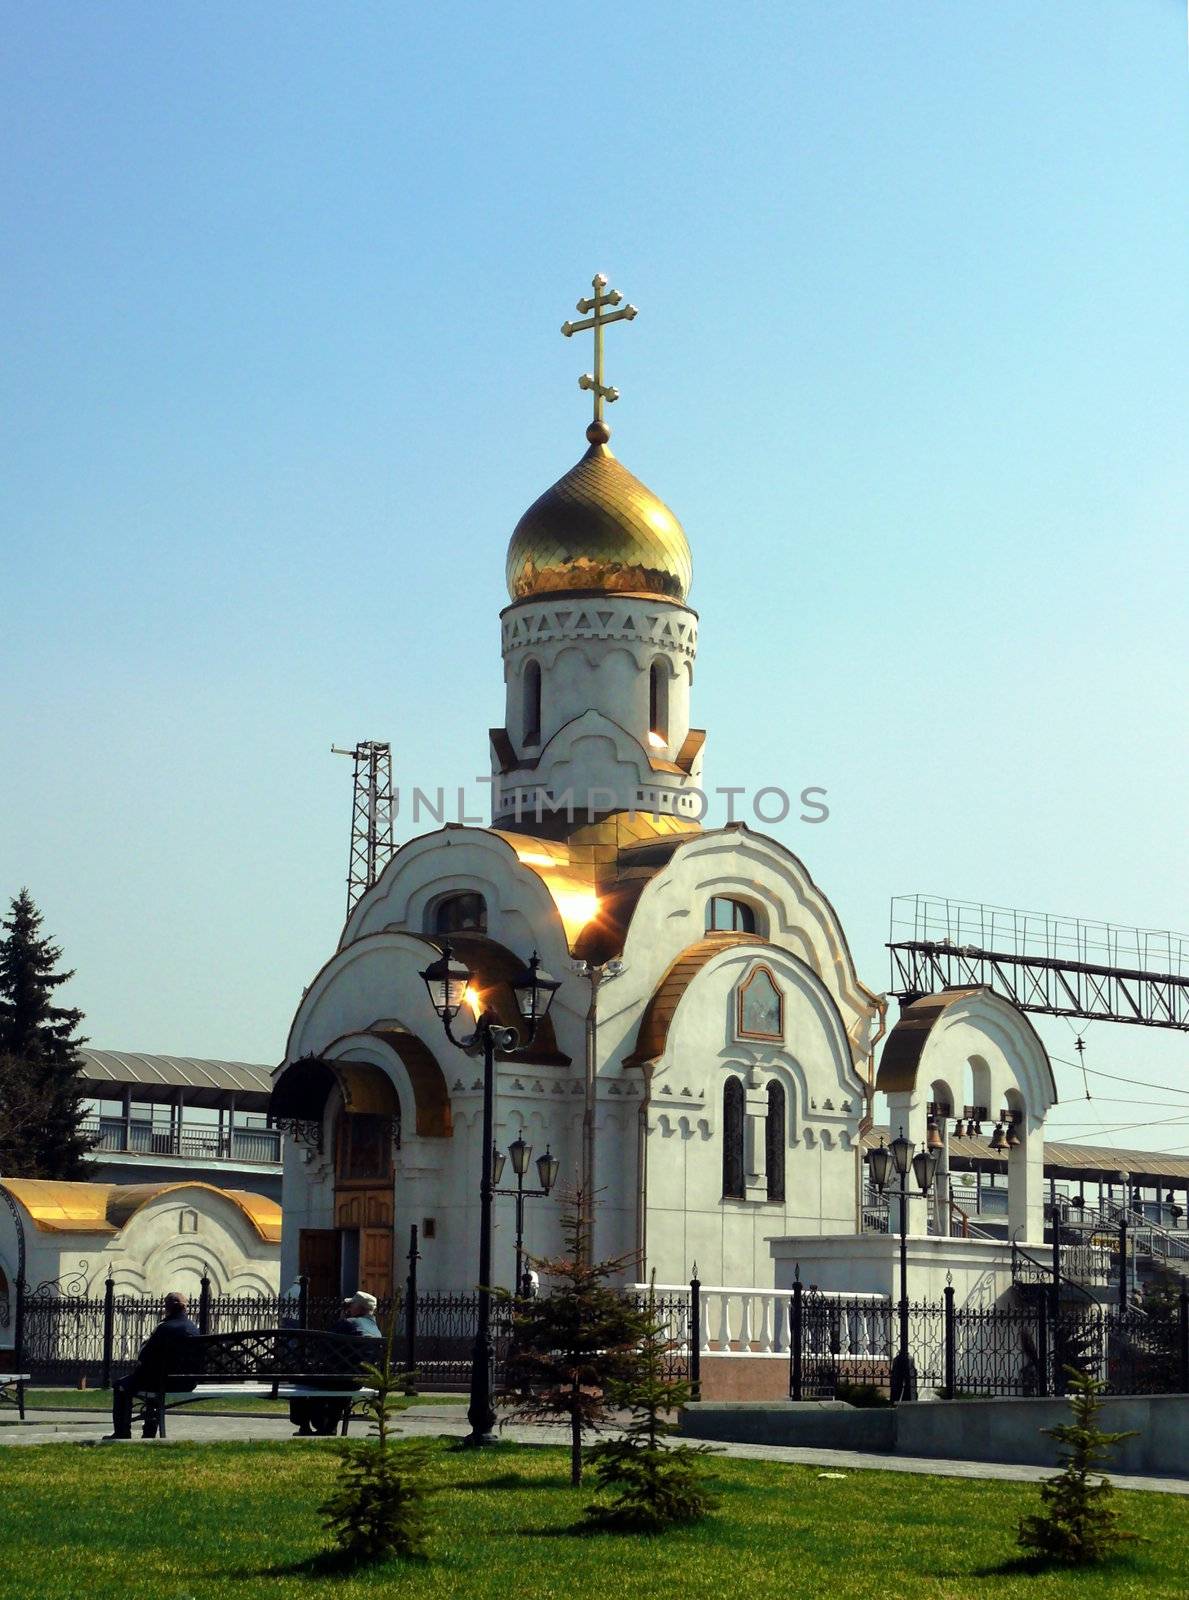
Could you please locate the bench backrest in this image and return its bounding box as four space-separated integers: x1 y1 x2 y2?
166 1329 384 1380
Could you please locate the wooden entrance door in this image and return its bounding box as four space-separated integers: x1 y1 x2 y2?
298 1229 341 1300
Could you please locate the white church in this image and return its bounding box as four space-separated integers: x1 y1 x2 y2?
271 279 1055 1330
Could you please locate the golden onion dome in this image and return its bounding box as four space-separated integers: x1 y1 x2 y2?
506 422 691 603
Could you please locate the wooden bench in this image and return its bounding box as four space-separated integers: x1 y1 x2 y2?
133 1329 383 1439
0 1374 29 1421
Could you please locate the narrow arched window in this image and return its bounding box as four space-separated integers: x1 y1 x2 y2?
706 896 757 934
432 892 487 935
649 660 669 744
522 660 541 746
722 1076 745 1200
766 1081 786 1202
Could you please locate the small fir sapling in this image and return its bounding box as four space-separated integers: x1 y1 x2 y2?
1016 1369 1138 1566
320 1311 432 1564
501 1187 650 1487
582 1274 719 1532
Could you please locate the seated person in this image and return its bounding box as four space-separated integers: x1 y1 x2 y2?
291 1291 381 1437
107 1290 200 1440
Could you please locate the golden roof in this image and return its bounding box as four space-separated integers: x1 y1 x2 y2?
493 811 699 951
506 429 692 604
0 1178 282 1243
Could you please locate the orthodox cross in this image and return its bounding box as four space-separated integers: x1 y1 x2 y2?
561 274 638 426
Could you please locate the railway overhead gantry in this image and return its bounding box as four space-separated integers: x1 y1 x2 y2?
888 895 1189 1032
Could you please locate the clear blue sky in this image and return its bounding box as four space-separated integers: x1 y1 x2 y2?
2 3 1186 1152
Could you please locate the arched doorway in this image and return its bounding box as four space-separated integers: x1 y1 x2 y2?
332 1109 395 1301
275 1057 400 1303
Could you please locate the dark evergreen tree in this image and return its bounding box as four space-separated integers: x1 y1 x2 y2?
582 1276 719 1532
0 890 92 1178
1016 1369 1138 1565
501 1188 649 1486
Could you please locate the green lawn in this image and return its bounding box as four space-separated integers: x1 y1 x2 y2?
0 1439 1182 1600
23 1388 467 1415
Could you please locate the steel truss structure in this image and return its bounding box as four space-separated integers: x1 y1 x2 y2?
332 740 396 917
888 894 1189 1031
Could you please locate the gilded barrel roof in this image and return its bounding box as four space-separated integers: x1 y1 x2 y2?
506 438 692 603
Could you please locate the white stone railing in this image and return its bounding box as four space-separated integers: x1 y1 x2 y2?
631 1284 890 1359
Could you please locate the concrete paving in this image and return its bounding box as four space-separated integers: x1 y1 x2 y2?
3 1404 1188 1495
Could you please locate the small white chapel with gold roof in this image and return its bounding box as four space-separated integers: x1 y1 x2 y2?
271 278 1055 1318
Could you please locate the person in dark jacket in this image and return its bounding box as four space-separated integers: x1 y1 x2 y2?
291 1292 382 1436
107 1291 201 1439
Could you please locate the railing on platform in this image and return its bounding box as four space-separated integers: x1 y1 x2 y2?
81 1117 282 1165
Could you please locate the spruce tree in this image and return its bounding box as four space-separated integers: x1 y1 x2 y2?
582 1275 719 1532
320 1311 432 1564
501 1188 649 1487
1016 1369 1138 1564
0 889 92 1178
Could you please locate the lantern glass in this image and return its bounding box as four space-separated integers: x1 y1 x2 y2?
867 1138 892 1192
512 952 561 1024
509 1135 532 1178
491 1147 507 1186
890 1130 914 1177
537 1146 559 1194
419 947 471 1022
911 1146 934 1194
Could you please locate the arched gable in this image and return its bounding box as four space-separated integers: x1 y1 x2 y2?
611 826 883 1065
877 987 1056 1116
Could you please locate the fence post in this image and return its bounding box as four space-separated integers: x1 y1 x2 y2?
13 1275 25 1388
198 1273 211 1334
942 1282 955 1400
1050 1285 1066 1397
297 1274 309 1330
1179 1287 1188 1394
689 1269 701 1403
1036 1291 1049 1398
405 1224 420 1390
790 1273 803 1402
101 1273 115 1389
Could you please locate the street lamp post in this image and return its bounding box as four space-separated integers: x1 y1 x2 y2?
493 1137 560 1295
868 1129 939 1404
419 944 560 1447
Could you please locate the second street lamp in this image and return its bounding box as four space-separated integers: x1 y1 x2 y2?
493 1135 559 1295
420 943 560 1447
868 1126 939 1404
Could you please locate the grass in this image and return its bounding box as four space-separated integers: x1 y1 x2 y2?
0 1438 1183 1600
23 1388 467 1415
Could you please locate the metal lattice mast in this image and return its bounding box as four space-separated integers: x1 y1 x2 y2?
332 742 395 916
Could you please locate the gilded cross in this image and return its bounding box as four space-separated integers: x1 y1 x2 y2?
561 274 638 426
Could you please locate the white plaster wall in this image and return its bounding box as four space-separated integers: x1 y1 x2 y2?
598 829 883 1078
634 946 866 1290
500 594 697 762
770 1233 1016 1310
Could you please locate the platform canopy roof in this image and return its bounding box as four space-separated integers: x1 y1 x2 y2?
79 1049 273 1111
863 1127 1189 1186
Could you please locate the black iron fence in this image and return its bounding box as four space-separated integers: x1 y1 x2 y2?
786 1281 1189 1402
16 1268 1182 1405
15 1274 514 1391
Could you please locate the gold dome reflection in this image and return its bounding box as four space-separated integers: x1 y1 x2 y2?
506 434 691 604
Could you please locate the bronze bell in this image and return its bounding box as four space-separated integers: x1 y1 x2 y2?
966 1119 981 1139
1006 1122 1022 1149
926 1118 944 1152
989 1121 1008 1152
952 1117 965 1138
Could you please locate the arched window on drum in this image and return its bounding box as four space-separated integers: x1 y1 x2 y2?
522 659 542 747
